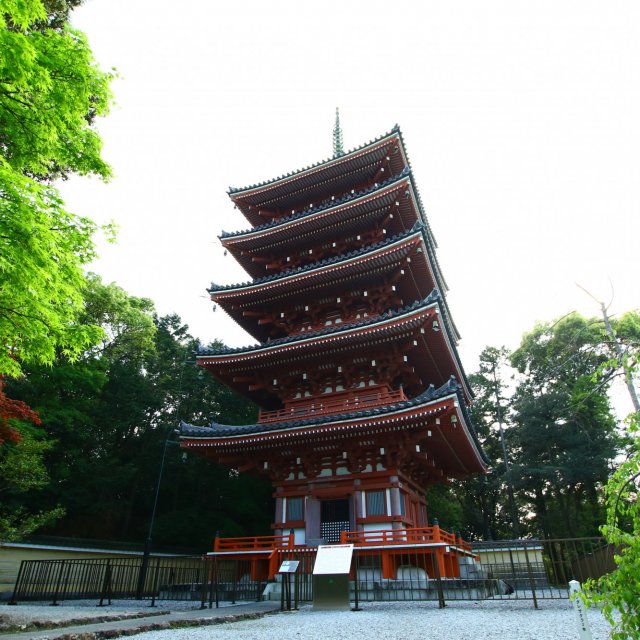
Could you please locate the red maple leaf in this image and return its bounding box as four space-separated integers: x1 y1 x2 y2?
0 376 41 446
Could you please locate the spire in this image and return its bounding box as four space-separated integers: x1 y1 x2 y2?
332 107 344 158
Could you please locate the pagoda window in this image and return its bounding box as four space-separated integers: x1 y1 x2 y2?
287 497 304 521
367 490 386 517
304 390 311 397
336 383 344 391
399 493 406 517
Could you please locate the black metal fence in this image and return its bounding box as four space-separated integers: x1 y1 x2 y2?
268 537 615 609
348 538 615 609
9 556 265 607
9 538 616 609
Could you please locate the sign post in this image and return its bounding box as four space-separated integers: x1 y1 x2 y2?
569 580 593 640
312 544 354 610
278 560 300 611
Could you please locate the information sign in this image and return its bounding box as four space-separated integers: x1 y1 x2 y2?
312 544 354 575
279 560 300 574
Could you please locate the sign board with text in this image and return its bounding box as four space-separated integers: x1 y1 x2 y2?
278 560 300 574
312 544 354 575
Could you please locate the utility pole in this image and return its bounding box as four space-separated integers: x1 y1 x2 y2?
577 283 640 413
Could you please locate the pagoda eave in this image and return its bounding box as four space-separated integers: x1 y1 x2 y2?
180 390 487 476
221 175 423 278
229 129 408 225
197 293 472 405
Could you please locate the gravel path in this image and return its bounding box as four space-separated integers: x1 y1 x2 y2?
0 599 612 639
150 601 609 640
0 599 228 629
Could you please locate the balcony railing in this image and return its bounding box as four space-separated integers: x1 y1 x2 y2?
258 387 408 424
213 533 295 552
340 526 472 552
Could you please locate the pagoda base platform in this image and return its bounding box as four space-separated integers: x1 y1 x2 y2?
209 526 479 582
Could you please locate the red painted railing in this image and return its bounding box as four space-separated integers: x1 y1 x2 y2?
258 388 408 424
340 526 472 552
212 527 471 554
213 532 294 552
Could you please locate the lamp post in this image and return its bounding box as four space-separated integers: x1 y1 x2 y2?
135 428 180 599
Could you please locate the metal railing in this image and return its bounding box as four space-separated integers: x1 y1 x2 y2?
9 537 615 609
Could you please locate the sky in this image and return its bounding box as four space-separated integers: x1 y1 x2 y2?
63 0 639 397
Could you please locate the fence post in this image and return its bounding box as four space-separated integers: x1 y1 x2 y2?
208 558 217 609
51 561 66 606
280 570 285 612
199 558 208 610
8 561 26 605
214 558 220 609
433 551 446 609
232 560 238 604
352 554 361 611
98 559 112 607
150 558 162 607
523 543 538 609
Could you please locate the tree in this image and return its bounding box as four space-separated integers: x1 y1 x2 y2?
0 0 114 378
0 376 65 540
510 313 620 537
459 346 518 539
583 412 640 640
7 274 158 540
8 278 271 550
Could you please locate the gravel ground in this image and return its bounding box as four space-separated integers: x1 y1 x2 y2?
0 599 230 627
138 601 611 640
0 599 612 639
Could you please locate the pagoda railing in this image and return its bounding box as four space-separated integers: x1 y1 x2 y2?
258 388 408 424
340 526 473 553
213 532 295 553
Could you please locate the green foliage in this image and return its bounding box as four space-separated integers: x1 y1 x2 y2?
0 0 112 178
425 483 463 532
447 312 633 541
584 413 640 640
0 167 106 376
8 277 269 550
510 313 620 537
0 419 64 541
455 346 517 539
0 0 114 377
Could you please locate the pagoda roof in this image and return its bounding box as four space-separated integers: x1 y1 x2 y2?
221 168 413 244
179 377 488 473
197 290 473 403
211 222 459 343
220 169 446 280
209 224 424 297
200 290 439 356
228 128 408 223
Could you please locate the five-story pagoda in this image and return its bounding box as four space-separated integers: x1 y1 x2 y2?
180 120 488 549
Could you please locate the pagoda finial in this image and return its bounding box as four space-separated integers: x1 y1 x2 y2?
332 107 344 158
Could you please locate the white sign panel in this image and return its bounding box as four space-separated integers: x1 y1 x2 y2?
312 544 354 575
279 560 300 574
